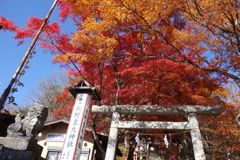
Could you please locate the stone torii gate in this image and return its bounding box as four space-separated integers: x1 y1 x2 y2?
92 105 221 160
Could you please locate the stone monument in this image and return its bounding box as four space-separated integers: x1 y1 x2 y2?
0 103 48 160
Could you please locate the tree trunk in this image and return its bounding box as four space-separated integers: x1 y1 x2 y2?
91 114 106 157
127 135 137 160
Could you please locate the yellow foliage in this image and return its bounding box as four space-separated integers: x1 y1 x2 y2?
58 0 240 88
59 0 188 63
212 88 228 98
53 53 78 63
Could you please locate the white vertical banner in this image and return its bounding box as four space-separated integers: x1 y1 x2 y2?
60 93 92 160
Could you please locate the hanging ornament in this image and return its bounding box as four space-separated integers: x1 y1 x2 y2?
164 134 169 148
135 133 140 144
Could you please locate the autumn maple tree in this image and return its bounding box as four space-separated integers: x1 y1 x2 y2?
1 0 240 158
59 0 240 83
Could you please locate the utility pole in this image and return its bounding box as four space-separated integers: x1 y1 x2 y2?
0 0 59 110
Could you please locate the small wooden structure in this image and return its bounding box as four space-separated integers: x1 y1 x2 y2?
92 105 221 160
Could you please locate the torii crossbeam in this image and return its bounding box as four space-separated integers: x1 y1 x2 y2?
92 105 221 160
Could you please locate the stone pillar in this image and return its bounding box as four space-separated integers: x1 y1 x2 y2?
188 113 206 160
61 94 91 160
105 112 120 160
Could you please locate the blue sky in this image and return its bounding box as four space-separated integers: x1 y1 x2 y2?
0 0 69 106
